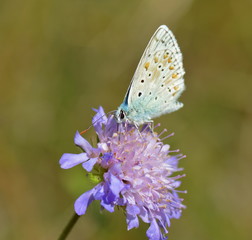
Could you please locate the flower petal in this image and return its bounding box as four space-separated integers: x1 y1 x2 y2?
82 158 98 172
165 156 178 168
97 182 115 212
92 106 107 125
109 173 125 197
74 187 96 215
74 131 95 156
92 106 108 135
101 152 113 167
98 142 109 152
126 205 140 216
126 213 139 230
139 207 150 223
93 183 105 200
100 200 114 212
59 153 89 169
126 205 140 230
146 220 163 240
104 116 118 137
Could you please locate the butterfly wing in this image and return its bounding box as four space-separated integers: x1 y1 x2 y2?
123 25 185 124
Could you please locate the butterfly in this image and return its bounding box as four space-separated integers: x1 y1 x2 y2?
115 25 185 126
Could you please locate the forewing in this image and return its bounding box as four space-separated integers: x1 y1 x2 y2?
126 25 185 119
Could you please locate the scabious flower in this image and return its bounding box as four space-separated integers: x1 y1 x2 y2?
59 106 186 240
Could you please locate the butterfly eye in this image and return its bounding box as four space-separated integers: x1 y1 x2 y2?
120 110 125 120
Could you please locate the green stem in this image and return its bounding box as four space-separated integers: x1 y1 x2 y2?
58 213 80 240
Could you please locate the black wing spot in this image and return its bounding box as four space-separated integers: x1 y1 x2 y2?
149 92 152 95
138 92 142 97
148 73 152 77
155 97 158 100
161 84 164 87
168 88 171 92
141 79 144 83
158 65 162 68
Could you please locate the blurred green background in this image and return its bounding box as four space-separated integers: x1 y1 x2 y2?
1 0 252 239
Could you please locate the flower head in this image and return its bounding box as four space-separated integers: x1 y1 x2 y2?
59 106 186 240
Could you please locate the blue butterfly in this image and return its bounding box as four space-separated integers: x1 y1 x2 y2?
115 25 185 126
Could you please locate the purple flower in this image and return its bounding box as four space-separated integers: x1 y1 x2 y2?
59 106 186 240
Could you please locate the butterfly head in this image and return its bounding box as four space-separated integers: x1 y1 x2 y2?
115 107 127 123
115 101 133 123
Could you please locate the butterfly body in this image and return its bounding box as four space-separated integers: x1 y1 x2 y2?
116 25 185 125
116 101 153 125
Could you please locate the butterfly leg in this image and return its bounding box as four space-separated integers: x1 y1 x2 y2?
141 120 154 134
118 122 123 141
148 120 154 133
131 122 143 138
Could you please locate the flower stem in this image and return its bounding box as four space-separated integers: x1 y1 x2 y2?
58 213 80 240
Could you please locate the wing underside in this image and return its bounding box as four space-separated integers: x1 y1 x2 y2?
125 25 185 121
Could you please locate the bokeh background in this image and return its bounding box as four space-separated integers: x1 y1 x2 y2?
1 0 252 239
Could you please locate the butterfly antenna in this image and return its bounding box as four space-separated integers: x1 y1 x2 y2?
80 110 117 135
